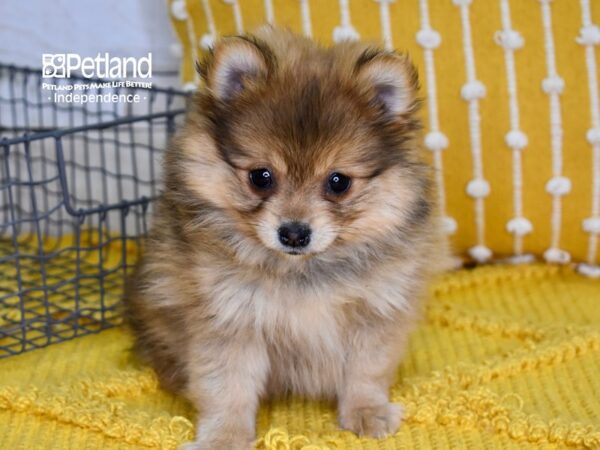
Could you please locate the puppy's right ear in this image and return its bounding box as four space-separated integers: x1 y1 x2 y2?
202 37 272 101
354 49 419 117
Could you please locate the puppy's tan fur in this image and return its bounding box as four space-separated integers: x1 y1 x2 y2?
126 27 449 450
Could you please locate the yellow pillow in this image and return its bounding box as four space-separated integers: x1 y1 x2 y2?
167 0 600 272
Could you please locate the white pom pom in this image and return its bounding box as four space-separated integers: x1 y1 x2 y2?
505 130 528 150
200 33 216 50
577 24 600 46
333 25 360 43
416 29 441 50
466 179 490 199
544 247 570 264
583 217 600 233
542 76 565 94
452 0 472 6
506 217 533 236
170 42 183 58
504 253 536 265
577 263 600 278
461 80 486 101
469 245 492 263
494 30 524 50
182 82 197 92
171 0 188 21
441 216 457 235
545 176 571 196
424 131 449 152
586 127 600 145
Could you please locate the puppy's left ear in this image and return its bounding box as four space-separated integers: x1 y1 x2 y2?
202 37 272 101
355 50 419 117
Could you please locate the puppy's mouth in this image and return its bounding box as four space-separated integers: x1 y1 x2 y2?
280 247 318 257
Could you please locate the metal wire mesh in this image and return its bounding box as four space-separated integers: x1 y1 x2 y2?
0 64 188 357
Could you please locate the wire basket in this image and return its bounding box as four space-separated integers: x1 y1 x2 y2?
0 64 188 358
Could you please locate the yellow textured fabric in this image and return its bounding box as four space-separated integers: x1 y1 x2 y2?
169 1 600 263
1 264 599 449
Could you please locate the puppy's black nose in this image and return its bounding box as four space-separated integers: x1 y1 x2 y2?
278 222 311 248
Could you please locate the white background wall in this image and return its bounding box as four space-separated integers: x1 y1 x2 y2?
0 0 182 87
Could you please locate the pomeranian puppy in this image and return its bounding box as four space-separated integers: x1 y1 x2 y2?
126 27 448 450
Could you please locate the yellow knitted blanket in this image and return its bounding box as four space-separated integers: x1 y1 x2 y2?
1 264 599 449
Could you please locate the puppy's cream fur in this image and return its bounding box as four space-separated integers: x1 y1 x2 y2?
126 27 449 450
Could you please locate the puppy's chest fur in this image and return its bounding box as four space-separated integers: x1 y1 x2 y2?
192 257 411 398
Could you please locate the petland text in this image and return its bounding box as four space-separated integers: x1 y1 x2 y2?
42 53 152 79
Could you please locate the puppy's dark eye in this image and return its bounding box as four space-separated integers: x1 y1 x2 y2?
249 168 273 190
328 172 351 194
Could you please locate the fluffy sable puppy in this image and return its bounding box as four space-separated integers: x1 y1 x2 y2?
126 27 448 450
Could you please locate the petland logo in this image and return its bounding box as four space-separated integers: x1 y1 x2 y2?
42 53 152 79
42 53 153 104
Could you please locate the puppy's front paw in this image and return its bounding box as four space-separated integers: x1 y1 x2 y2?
339 402 403 439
